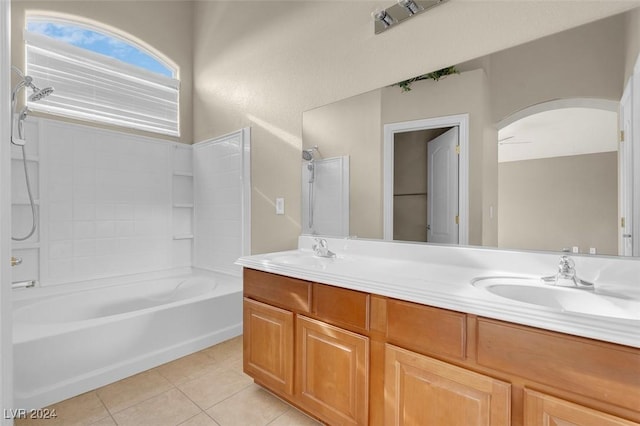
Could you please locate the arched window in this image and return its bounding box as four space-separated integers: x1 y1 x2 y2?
24 16 180 136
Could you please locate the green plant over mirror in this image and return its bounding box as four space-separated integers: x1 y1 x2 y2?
393 66 459 92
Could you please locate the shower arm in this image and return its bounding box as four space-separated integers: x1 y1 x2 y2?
10 68 29 146
10 66 53 146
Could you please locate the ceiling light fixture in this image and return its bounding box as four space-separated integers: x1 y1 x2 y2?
398 0 422 16
372 8 394 28
373 0 448 34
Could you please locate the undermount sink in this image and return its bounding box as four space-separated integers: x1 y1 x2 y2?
472 277 640 320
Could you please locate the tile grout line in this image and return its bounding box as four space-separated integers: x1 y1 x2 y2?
173 386 222 426
195 377 255 413
92 390 120 425
95 377 179 418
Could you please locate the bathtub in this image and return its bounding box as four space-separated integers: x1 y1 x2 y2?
12 268 243 410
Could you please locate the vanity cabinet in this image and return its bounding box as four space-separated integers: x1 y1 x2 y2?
243 269 370 425
243 268 640 426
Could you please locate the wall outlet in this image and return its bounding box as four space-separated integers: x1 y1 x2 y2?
572 246 579 254
589 247 597 255
275 197 285 215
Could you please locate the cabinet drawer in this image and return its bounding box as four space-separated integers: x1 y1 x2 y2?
244 268 311 313
313 283 369 333
477 318 640 412
386 298 466 360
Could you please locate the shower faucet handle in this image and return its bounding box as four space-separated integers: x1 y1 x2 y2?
10 256 23 267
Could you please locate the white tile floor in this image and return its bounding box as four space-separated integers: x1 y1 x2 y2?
15 336 323 426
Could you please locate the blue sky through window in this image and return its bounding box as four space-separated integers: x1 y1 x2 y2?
26 20 174 77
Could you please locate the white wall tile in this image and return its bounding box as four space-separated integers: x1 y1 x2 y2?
48 258 74 281
12 159 39 203
49 221 73 241
96 204 115 220
73 239 96 257
115 221 134 237
49 240 73 259
115 204 133 221
95 221 116 238
193 133 244 276
73 203 96 221
50 202 73 222
13 118 245 286
37 119 173 285
95 238 118 256
173 146 192 172
49 183 73 202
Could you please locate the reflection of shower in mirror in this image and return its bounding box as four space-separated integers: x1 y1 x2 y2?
301 153 350 237
302 146 320 229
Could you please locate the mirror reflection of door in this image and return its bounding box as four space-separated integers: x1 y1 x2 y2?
393 126 459 243
428 127 459 243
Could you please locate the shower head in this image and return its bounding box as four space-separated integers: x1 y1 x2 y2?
28 86 54 102
302 145 319 161
11 68 54 104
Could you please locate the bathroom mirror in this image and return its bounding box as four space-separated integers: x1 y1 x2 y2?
302 10 638 257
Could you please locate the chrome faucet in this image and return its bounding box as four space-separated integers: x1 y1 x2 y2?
541 255 594 289
312 238 336 258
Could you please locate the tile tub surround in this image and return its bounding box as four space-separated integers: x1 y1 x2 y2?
13 336 323 426
236 236 640 348
11 118 248 288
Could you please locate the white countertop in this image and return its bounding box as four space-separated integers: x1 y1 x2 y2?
236 236 640 348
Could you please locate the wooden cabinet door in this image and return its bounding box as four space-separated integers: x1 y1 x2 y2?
524 389 640 426
385 344 511 426
296 315 369 425
243 298 294 396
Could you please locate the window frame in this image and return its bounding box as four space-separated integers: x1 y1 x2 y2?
24 17 180 137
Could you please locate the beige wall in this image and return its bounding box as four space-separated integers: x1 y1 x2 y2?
498 152 618 255
487 12 627 123
624 7 640 83
11 1 194 144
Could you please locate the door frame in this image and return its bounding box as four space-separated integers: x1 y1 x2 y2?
620 79 633 256
1 0 13 420
633 54 640 257
383 114 469 244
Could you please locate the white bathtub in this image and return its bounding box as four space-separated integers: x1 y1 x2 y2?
12 269 243 410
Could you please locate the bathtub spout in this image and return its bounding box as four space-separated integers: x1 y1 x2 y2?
12 280 36 289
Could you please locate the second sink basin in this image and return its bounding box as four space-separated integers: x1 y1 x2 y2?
472 277 640 320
